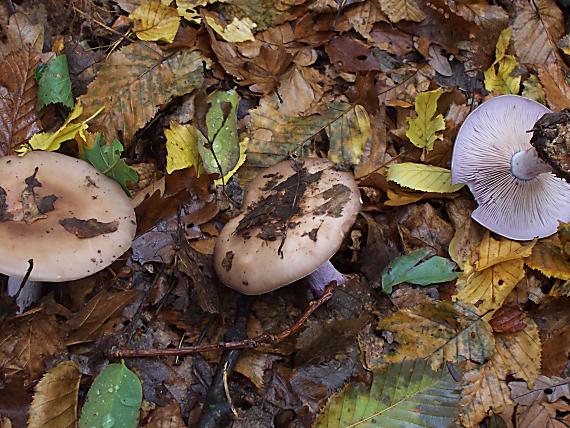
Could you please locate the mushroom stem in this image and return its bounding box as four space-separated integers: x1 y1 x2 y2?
511 147 553 180
7 277 42 312
305 260 345 296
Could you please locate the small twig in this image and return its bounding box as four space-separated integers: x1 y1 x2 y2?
113 282 337 358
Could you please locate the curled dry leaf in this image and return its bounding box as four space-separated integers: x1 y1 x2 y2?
489 306 527 333
378 0 425 23
130 1 180 43
28 361 81 428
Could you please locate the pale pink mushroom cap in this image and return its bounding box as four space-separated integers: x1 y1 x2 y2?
214 158 361 295
0 151 137 281
452 95 570 240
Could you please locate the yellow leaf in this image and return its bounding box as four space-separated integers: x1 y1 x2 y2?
476 231 535 271
326 104 370 165
525 237 570 280
214 137 248 186
460 321 541 427
453 232 535 315
177 0 223 23
130 1 180 43
28 361 81 428
164 121 202 175
20 102 103 153
376 301 495 371
405 88 446 151
387 162 464 193
558 34 570 55
484 27 521 95
205 15 256 43
522 74 546 104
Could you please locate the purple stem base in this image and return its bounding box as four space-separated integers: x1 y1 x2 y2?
305 260 345 296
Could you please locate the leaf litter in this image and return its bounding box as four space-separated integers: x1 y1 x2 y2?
0 0 569 427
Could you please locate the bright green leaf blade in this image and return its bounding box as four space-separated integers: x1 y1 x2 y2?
197 89 240 176
405 88 446 151
36 55 74 110
83 134 139 195
79 363 142 428
314 359 460 428
381 248 433 293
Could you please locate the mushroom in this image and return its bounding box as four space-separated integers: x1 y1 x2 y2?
0 151 137 283
451 95 570 240
214 158 361 295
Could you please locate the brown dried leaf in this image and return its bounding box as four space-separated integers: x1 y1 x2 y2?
490 306 527 333
537 62 570 110
0 46 41 156
79 43 208 145
378 0 425 23
65 289 139 345
516 401 570 428
143 401 185 428
325 36 381 72
0 377 32 428
513 0 564 65
28 361 81 428
0 312 66 386
59 218 119 239
0 12 44 58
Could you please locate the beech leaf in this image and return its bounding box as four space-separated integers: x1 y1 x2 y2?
28 361 81 428
326 104 370 165
484 27 520 95
381 248 459 294
387 162 464 193
78 363 142 428
314 360 460 428
35 54 74 110
82 134 139 195
525 237 570 280
0 47 41 157
405 88 446 151
130 1 180 43
378 0 426 23
204 14 257 42
78 43 209 146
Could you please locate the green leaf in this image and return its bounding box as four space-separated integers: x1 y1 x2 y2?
83 134 139 195
381 248 459 294
405 88 446 151
36 54 74 110
79 363 142 428
195 89 241 177
314 359 461 428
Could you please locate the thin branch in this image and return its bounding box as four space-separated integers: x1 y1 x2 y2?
112 281 337 358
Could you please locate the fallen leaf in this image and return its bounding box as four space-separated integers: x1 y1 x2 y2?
525 237 570 280
66 289 140 345
130 1 180 43
82 134 139 195
35 54 74 110
0 12 44 58
314 359 460 427
204 12 256 43
387 163 464 193
0 47 41 156
325 35 381 72
510 376 570 406
489 306 527 333
59 218 120 239
326 103 370 165
144 401 185 428
537 62 570 110
165 121 202 175
377 301 495 371
512 0 563 65
23 101 103 153
405 88 446 151
522 74 547 104
515 401 570 427
380 248 459 294
28 361 81 428
378 0 425 23
0 312 66 386
484 27 521 95
79 43 209 145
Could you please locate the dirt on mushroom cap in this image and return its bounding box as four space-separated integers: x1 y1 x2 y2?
0 151 137 281
214 158 361 294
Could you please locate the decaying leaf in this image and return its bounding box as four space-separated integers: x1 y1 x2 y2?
204 12 256 43
28 361 81 428
484 27 520 95
0 312 66 386
0 47 41 157
454 232 535 316
378 0 425 23
165 121 202 175
130 1 180 43
376 301 495 371
537 62 570 111
314 359 460 427
59 218 120 239
326 103 370 165
405 88 446 151
387 163 464 193
79 43 209 145
525 237 570 280
0 12 44 58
